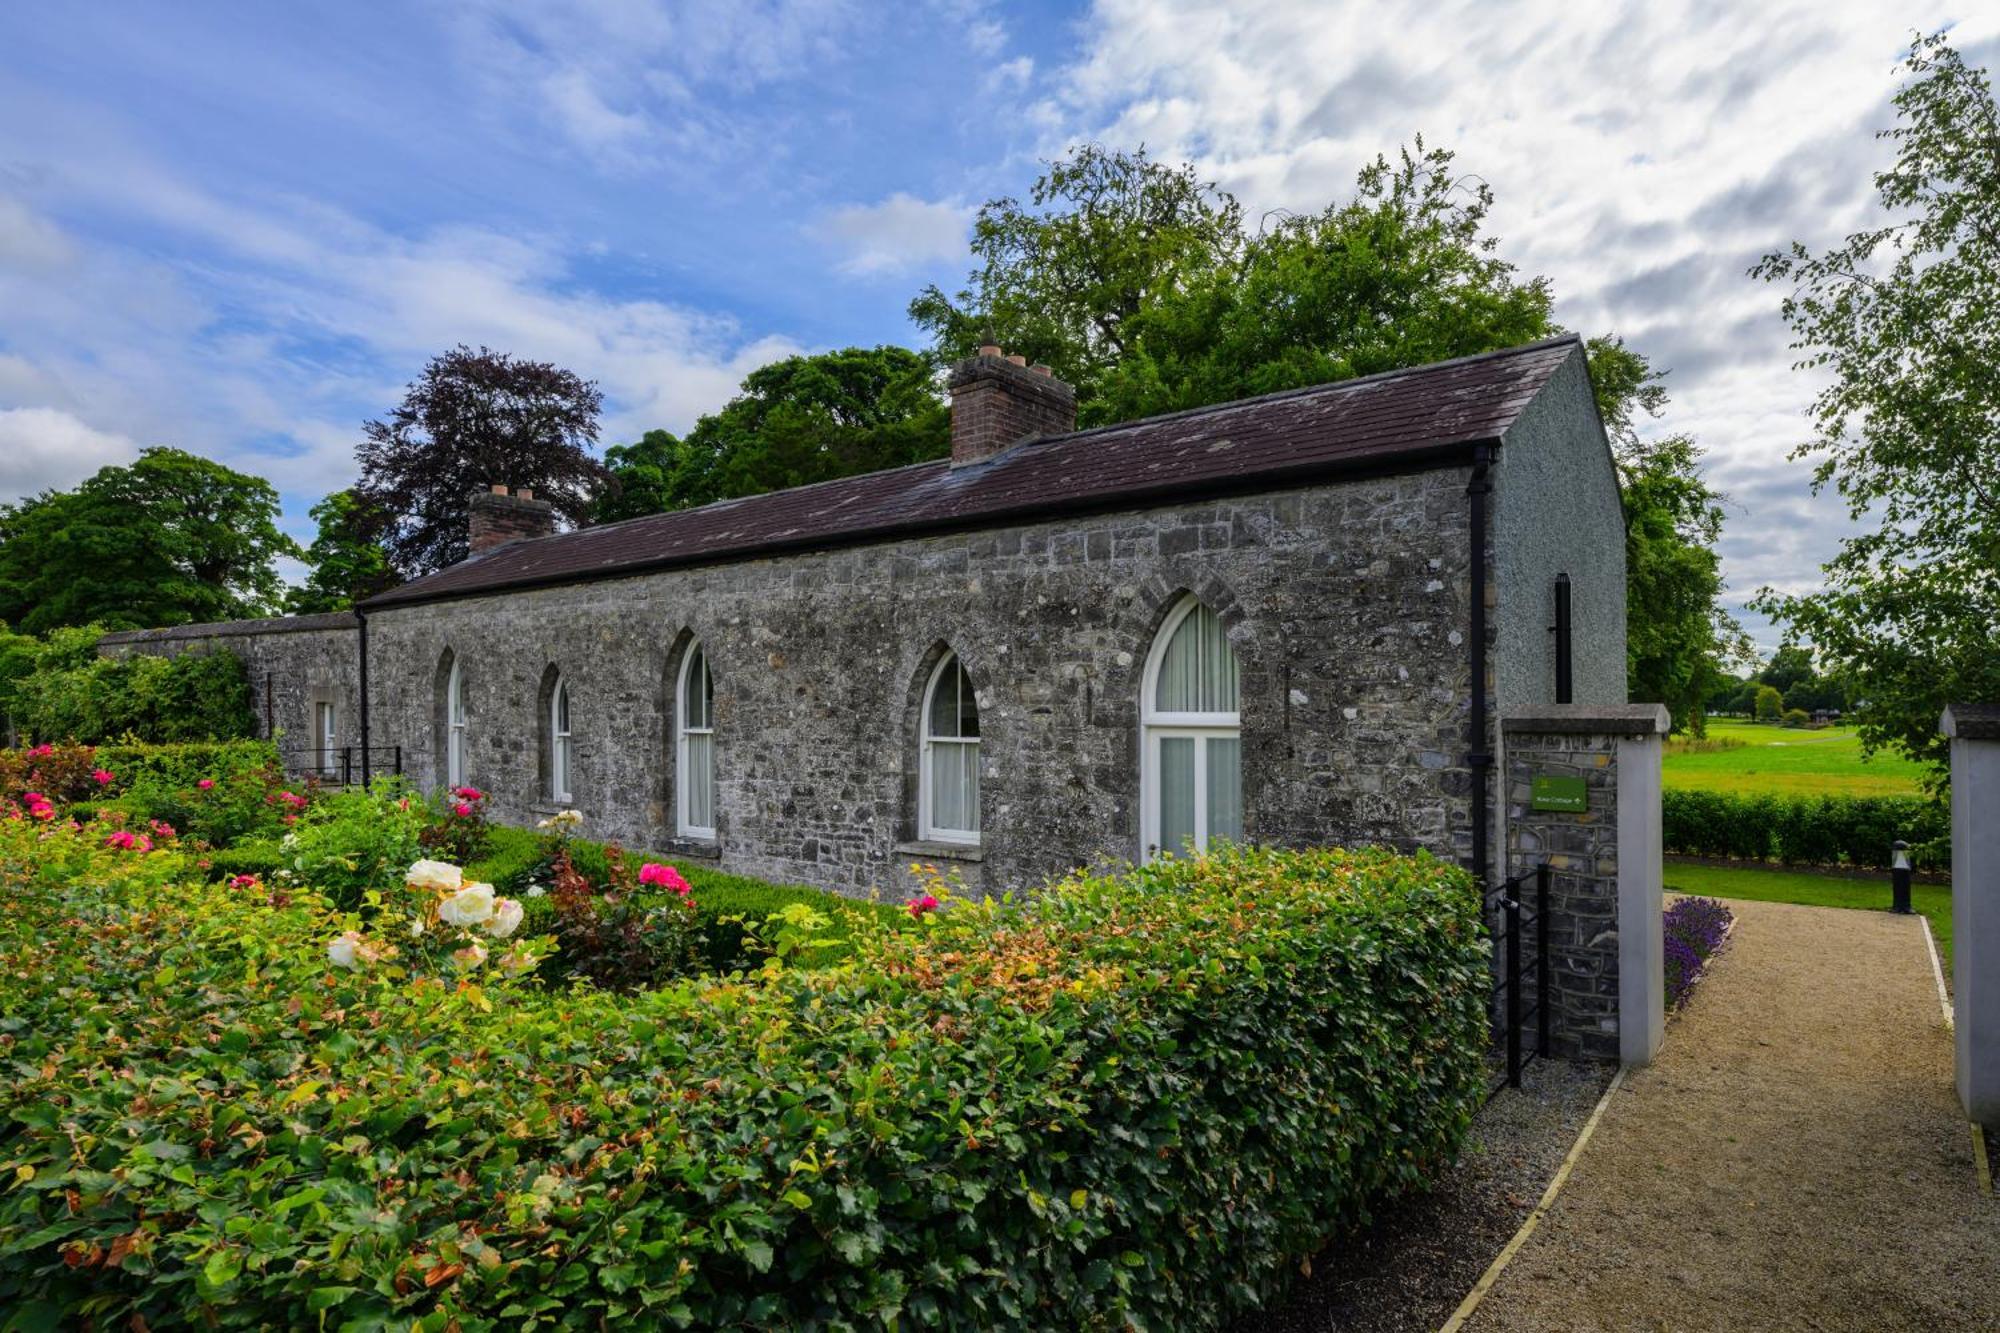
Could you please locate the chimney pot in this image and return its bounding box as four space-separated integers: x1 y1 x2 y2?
978 343 1003 358
489 482 508 495
1030 363 1053 377
516 487 534 501
946 350 1076 468
1005 353 1027 367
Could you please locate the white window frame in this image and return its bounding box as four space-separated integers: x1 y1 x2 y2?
313 700 338 777
549 674 573 802
445 658 467 788
1139 597 1241 860
918 652 981 846
676 644 716 839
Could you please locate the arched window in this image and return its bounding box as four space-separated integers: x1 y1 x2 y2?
677 643 715 838
445 657 468 788
1141 598 1241 858
920 652 981 844
549 673 574 802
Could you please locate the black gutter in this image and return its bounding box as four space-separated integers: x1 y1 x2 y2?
357 608 371 786
360 439 1495 614
1468 444 1494 892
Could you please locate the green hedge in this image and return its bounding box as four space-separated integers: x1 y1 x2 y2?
0 833 1488 1330
1662 789 1950 870
10 648 257 744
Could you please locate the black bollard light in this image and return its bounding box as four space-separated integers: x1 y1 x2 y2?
1890 839 1913 915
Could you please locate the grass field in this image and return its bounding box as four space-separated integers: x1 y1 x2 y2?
1663 860 1952 972
1663 719 1930 797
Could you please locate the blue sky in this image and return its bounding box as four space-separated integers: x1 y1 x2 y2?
2 2 1995 649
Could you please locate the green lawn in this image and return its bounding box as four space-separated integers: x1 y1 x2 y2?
1663 860 1953 971
1663 719 1930 798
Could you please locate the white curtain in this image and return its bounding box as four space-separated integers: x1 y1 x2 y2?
1154 603 1239 714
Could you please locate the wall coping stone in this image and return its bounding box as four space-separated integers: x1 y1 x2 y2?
98 612 359 645
894 839 987 864
1942 703 2000 740
1503 703 1669 736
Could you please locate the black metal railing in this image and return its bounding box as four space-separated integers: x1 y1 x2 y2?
1489 862 1551 1092
275 745 402 787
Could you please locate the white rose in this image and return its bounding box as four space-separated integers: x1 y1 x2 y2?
526 884 546 898
438 880 496 927
485 898 524 940
406 859 463 892
452 941 489 968
327 931 363 970
409 917 427 938
498 948 536 977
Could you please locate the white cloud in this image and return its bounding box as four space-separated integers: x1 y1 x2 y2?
0 407 138 498
1040 0 2000 647
0 196 77 271
821 192 971 276
988 55 1035 92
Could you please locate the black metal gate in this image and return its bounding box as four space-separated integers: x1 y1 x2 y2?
1489 862 1551 1091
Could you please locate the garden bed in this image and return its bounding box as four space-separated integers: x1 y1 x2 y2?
0 813 1492 1330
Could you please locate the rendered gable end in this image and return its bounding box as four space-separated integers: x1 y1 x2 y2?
1491 346 1629 711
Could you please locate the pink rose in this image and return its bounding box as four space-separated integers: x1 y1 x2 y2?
21 793 43 805
197 778 215 790
454 802 472 817
908 893 941 919
91 769 114 786
229 874 260 890
452 786 483 801
638 862 691 894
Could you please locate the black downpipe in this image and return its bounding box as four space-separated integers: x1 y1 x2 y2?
357 609 371 786
1468 446 1494 892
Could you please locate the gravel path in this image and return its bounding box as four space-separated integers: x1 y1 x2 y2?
1463 897 1997 1333
1239 1058 1613 1333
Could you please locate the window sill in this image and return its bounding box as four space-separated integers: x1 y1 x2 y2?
658 836 722 861
895 839 985 864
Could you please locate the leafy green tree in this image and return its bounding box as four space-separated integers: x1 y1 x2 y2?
355 346 608 576
597 347 949 517
0 448 298 634
1752 32 2000 770
1620 435 1750 733
1754 685 1784 722
909 144 1244 417
286 490 398 613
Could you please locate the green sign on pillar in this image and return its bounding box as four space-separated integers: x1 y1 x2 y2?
1530 774 1588 813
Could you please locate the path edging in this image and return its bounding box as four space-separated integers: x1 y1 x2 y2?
1435 1066 1628 1333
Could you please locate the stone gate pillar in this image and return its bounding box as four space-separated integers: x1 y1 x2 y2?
1943 704 2000 1126
1501 704 1669 1067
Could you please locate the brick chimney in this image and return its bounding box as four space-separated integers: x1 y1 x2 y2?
467 483 556 555
947 345 1076 467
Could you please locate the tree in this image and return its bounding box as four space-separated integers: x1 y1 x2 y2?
355 346 608 576
1752 32 2000 771
1620 435 1750 734
596 347 949 518
1754 685 1784 722
909 144 1244 416
287 490 399 613
0 447 298 634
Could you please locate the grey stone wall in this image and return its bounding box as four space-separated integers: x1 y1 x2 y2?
364 469 1485 900
98 614 362 773
1500 726 1624 1060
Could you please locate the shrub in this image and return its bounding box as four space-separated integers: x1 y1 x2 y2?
1664 896 1733 1007
0 742 104 804
1781 707 1811 728
417 784 493 863
97 740 290 847
0 835 1487 1331
1753 684 1783 721
1662 789 1949 869
273 779 427 909
10 646 257 744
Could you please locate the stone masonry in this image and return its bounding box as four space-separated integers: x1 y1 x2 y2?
365 468 1487 899
98 613 363 768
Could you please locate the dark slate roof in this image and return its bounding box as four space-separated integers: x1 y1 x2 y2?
98 611 359 644
364 336 1583 609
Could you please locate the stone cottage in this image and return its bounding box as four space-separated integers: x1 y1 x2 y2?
101 335 1629 904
